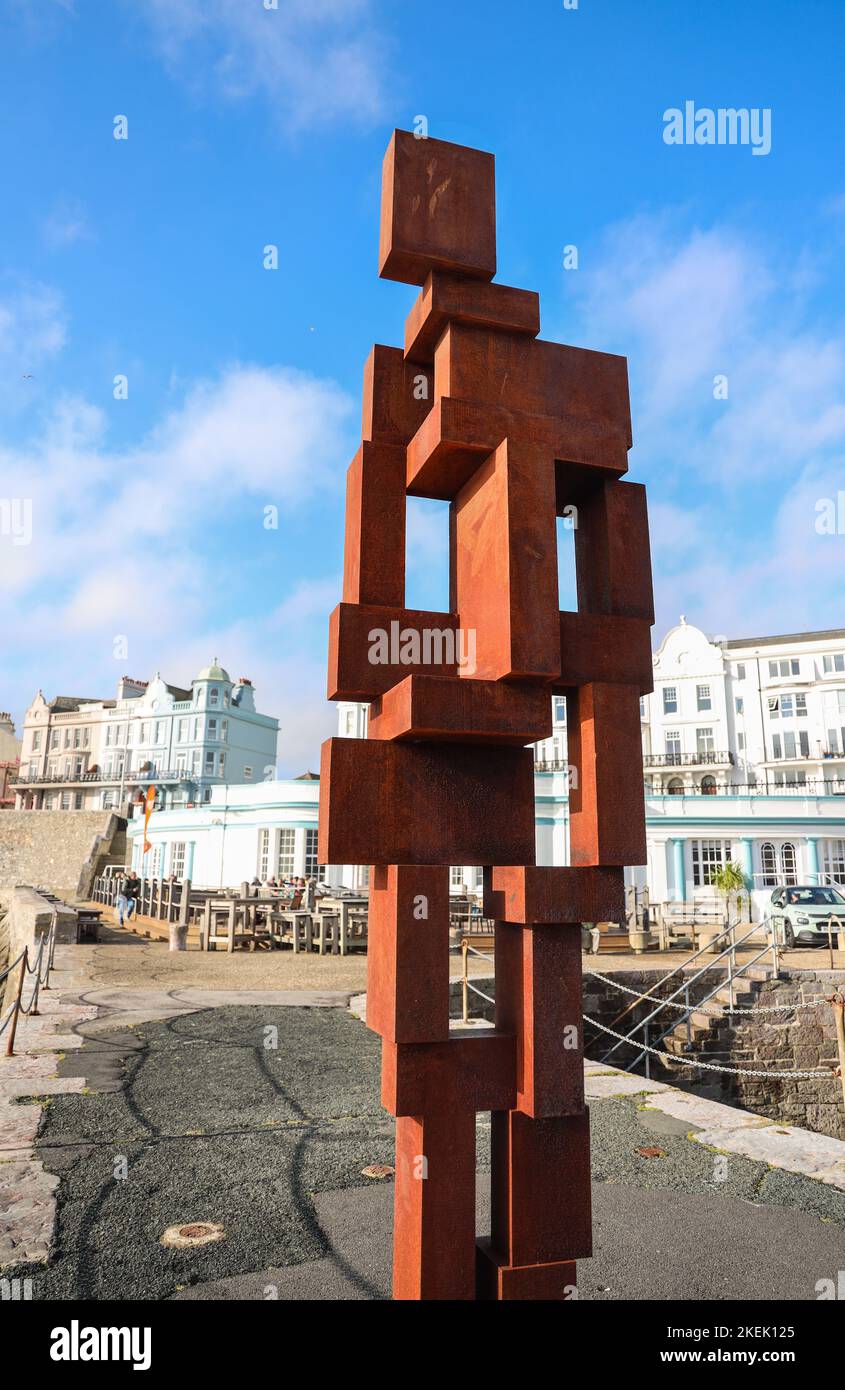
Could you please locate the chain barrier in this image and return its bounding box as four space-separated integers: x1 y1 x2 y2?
585 968 821 1017
458 955 837 1081
584 1015 833 1079
3 913 57 1056
466 982 495 1006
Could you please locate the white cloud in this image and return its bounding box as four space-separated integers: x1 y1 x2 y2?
563 209 845 640
134 0 389 133
0 281 67 378
1 356 356 767
42 198 92 249
572 214 770 426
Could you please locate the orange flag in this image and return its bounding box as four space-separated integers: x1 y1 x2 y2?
143 784 156 853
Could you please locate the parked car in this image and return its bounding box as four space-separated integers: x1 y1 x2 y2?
764 884 845 948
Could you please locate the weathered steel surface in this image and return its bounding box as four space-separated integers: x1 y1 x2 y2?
319 129 654 1300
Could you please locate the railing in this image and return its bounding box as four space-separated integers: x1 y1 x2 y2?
125 769 197 784
650 779 845 797
13 770 106 786
534 759 569 772
593 917 780 1077
644 751 734 768
93 873 193 924
1 914 57 1057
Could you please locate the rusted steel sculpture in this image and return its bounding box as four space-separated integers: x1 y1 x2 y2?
319 130 654 1300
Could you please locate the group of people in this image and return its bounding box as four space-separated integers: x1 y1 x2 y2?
251 876 329 909
251 875 309 895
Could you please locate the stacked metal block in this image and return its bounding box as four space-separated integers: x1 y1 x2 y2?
319 130 654 1300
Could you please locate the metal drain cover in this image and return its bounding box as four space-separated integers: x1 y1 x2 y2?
160 1222 225 1248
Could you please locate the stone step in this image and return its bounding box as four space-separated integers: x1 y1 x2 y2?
665 1026 710 1051
689 1008 723 1027
713 987 755 1006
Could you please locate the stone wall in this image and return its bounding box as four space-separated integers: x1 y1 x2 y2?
1 887 79 1012
0 811 125 900
668 970 845 1141
456 964 845 1142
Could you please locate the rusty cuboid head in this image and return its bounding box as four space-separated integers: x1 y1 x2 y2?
319 129 654 1301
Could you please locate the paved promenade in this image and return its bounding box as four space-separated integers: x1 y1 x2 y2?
1 931 844 1300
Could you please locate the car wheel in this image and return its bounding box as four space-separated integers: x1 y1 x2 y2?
782 921 794 948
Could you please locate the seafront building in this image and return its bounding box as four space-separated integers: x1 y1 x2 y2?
124 621 845 919
0 713 21 809
14 662 278 814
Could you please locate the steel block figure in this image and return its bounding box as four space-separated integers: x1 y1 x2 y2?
319 130 654 1300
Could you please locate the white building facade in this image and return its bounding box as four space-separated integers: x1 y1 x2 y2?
121 623 845 921
637 618 845 914
14 662 278 814
126 777 321 887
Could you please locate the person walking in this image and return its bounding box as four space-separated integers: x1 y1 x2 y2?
125 871 141 922
115 870 133 927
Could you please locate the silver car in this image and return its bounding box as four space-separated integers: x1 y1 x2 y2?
766 884 845 948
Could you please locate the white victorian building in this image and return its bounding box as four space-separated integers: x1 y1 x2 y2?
639 618 845 915
15 662 278 814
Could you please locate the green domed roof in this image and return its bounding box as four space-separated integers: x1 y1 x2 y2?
195 658 230 683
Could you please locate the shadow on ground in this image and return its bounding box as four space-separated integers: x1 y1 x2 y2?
4 1005 845 1301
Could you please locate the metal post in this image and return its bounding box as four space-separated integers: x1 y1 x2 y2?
829 988 845 1118
43 913 56 989
828 915 841 973
5 949 27 1057
461 939 469 1024
644 1021 650 1080
28 936 45 1017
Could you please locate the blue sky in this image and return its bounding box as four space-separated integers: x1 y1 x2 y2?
1 0 844 770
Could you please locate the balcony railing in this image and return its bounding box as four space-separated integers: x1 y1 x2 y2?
126 768 195 784
534 759 569 772
13 770 106 786
643 750 734 768
650 778 845 798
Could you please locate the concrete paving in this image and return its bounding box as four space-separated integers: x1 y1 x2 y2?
1 986 844 1300
3 939 845 1301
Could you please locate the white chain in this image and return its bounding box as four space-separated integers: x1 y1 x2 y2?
584 1015 834 1079
585 969 820 1016
467 983 495 1005
465 945 494 963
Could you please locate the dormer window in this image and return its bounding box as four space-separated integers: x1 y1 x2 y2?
209 688 219 706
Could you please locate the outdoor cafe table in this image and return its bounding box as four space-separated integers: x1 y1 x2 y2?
314 896 369 955
201 894 296 951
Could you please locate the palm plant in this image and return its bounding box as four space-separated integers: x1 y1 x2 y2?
710 861 749 924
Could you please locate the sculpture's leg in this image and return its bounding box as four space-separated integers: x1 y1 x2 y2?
479 910 591 1301
479 1108 592 1301
393 1110 477 1300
